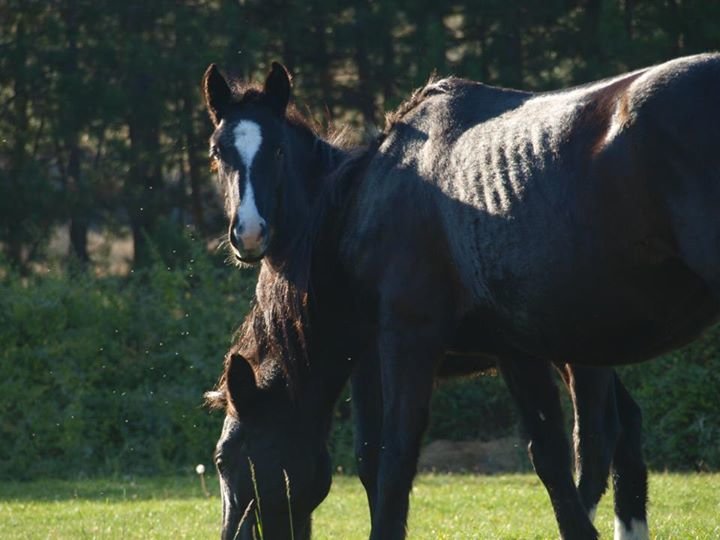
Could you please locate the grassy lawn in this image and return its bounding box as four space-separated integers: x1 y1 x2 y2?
1 473 718 539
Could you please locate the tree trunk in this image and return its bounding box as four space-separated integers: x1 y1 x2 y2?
121 8 163 267
127 101 162 267
579 0 603 78
312 9 334 115
182 95 205 233
353 1 377 127
68 144 89 263
667 0 683 56
62 0 90 264
8 18 28 269
624 0 635 41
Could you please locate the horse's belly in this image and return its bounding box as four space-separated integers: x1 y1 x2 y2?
509 258 720 364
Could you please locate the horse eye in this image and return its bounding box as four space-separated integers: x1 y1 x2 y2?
275 148 284 159
216 457 225 473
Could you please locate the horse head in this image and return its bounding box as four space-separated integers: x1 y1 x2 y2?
203 62 329 264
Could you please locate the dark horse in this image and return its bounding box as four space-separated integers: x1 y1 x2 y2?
205 54 720 539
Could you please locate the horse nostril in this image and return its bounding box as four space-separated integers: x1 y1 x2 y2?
229 222 244 249
259 222 267 240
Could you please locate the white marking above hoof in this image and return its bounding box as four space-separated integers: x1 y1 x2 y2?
614 516 649 540
588 505 597 523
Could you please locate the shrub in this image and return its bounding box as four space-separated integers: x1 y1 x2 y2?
0 239 255 479
1 236 719 479
618 325 720 471
427 371 517 443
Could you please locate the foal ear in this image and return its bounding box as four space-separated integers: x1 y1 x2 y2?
226 353 260 415
203 64 232 126
263 61 291 115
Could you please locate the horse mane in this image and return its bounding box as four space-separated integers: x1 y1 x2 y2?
204 301 282 412
251 138 382 392
384 75 459 130
207 76 454 407
228 80 354 148
206 137 382 410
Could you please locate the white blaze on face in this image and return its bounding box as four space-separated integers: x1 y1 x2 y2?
614 516 649 540
232 120 266 251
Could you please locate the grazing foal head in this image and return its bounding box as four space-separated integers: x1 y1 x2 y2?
209 351 332 540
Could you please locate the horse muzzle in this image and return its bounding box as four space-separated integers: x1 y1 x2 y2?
229 219 269 263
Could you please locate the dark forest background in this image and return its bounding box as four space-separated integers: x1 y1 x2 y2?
1 0 719 479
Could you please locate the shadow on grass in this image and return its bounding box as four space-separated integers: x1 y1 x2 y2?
0 475 219 502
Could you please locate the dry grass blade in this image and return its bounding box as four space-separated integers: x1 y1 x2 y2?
234 498 256 540
248 458 264 539
284 469 295 540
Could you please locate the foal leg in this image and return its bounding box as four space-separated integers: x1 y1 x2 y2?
351 352 383 519
499 356 598 540
563 366 620 521
611 373 649 540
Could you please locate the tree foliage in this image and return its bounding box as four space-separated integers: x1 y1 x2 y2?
2 1 719 269
2 1 720 476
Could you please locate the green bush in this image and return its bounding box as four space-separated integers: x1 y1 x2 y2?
423 341 720 471
427 372 517 442
1 236 719 479
0 239 256 479
619 326 720 471
328 386 357 474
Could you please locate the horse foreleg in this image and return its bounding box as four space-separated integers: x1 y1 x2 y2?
351 351 383 520
369 324 442 540
499 356 599 540
611 373 649 540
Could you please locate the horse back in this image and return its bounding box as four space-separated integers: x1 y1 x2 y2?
343 55 720 364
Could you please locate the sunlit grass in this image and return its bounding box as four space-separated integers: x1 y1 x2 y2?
0 476 217 539
315 474 720 539
1 473 718 539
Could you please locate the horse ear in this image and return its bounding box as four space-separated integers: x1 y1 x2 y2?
263 61 291 115
226 353 259 415
203 64 232 126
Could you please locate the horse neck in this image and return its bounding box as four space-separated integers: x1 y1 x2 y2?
288 123 348 197
260 132 373 411
267 127 348 263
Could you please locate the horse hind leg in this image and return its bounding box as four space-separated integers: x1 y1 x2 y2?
563 366 619 523
499 357 599 540
611 373 649 540
565 366 648 540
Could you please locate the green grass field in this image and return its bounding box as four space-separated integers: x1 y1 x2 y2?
1 473 718 539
